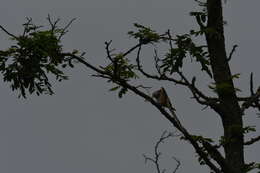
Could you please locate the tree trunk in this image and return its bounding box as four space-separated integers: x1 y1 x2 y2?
206 0 244 172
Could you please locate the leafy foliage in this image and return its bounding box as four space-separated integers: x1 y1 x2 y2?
102 53 138 81
0 17 76 98
128 23 160 44
159 34 212 77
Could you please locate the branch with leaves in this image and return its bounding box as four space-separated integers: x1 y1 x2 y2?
1 2 259 171
0 17 234 173
64 53 229 173
0 17 77 98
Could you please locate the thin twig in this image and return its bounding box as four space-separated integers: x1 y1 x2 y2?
105 40 113 62
47 15 61 32
122 43 141 57
0 25 18 39
58 17 76 40
166 30 174 50
154 49 162 75
241 75 260 111
177 72 219 106
172 156 181 173
227 44 238 61
250 73 254 95
143 131 180 173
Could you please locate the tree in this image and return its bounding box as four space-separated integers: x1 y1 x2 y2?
0 0 259 173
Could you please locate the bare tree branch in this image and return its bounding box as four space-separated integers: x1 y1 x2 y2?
250 73 254 95
244 136 260 145
143 131 181 173
227 44 238 61
47 15 61 32
0 25 18 39
177 72 218 105
58 18 76 40
172 156 181 173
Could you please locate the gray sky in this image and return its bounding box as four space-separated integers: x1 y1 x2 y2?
0 0 259 173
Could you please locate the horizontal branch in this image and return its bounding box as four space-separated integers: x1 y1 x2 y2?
244 136 260 145
241 89 260 112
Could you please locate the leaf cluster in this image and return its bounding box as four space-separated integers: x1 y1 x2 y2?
128 23 160 44
102 53 138 81
159 34 212 77
0 17 76 98
102 53 139 98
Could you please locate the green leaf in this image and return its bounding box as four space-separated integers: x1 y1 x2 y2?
109 86 120 91
231 73 241 79
243 126 256 134
118 87 128 98
128 23 160 44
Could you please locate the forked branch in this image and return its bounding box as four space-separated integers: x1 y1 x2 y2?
241 73 260 112
143 131 181 173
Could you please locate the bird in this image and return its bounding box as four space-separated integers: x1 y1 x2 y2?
152 87 175 110
152 87 185 131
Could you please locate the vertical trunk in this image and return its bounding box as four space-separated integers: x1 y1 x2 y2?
206 0 244 172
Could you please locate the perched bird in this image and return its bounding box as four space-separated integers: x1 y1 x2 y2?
152 87 175 110
152 87 184 129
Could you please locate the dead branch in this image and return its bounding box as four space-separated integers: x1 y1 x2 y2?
143 131 180 173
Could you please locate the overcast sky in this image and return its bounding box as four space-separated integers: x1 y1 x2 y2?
0 0 259 173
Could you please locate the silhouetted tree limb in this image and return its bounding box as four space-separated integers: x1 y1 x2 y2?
244 136 260 145
64 52 225 173
0 25 17 39
143 131 181 173
1 1 259 173
227 45 238 61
